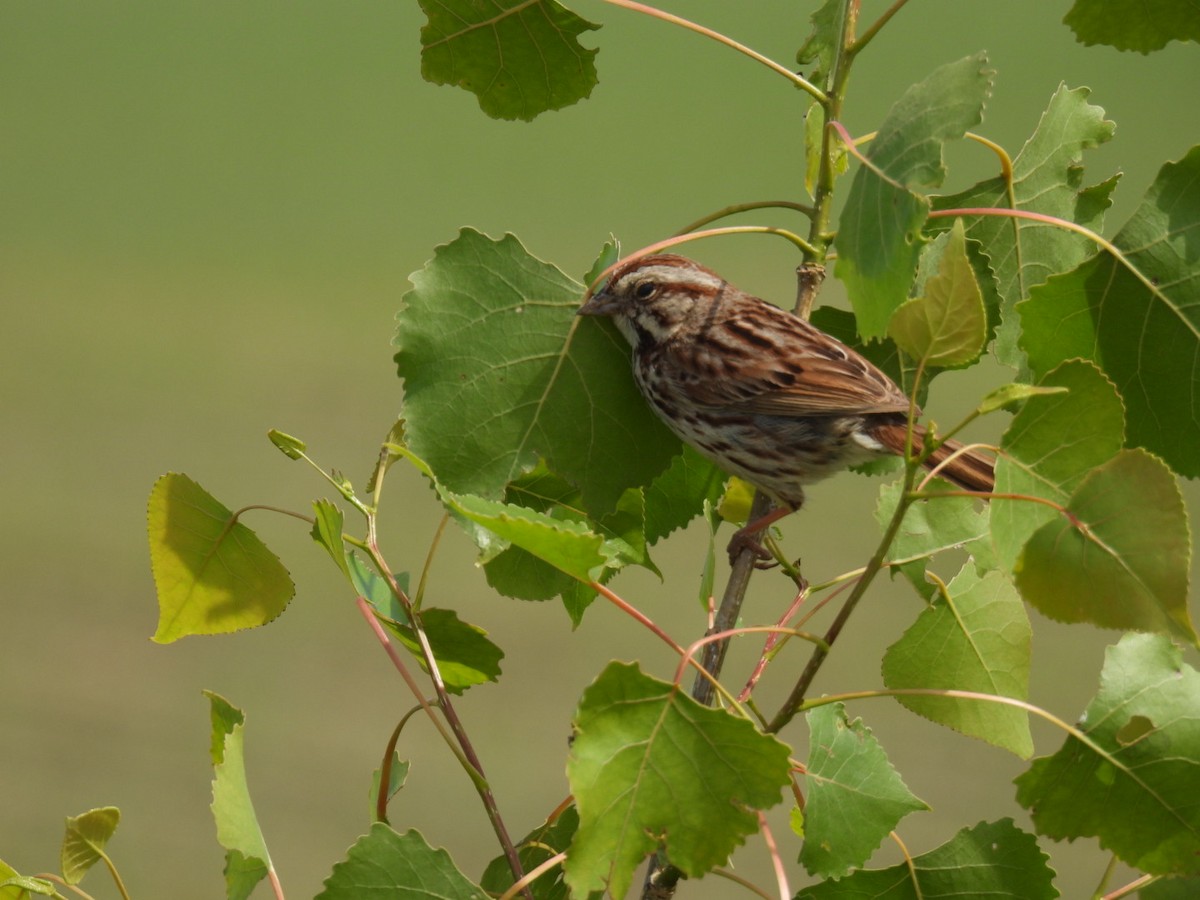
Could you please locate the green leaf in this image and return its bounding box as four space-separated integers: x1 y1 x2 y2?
481 806 581 900
379 607 505 695
564 662 791 899
1015 448 1196 643
203 692 272 897
147 473 294 642
976 383 1067 416
1018 146 1200 477
223 850 269 900
836 53 994 338
1015 634 1200 875
394 229 681 513
933 84 1117 366
795 819 1056 899
801 703 928 878
1142 875 1200 899
883 566 1033 756
1064 0 1200 52
991 360 1124 571
796 0 843 85
0 862 61 899
316 824 487 899
311 499 349 578
643 445 726 545
418 0 599 122
877 480 992 600
369 753 409 823
60 807 120 886
267 428 306 459
888 219 987 368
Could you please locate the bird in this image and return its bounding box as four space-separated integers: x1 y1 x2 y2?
576 253 994 559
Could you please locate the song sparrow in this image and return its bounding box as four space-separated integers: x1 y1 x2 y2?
577 254 994 557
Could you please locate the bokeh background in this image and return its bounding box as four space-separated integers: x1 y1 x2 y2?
3 2 1197 897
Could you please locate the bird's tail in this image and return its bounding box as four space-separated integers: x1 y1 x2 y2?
876 423 995 493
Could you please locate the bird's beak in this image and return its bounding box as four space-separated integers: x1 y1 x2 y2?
576 287 617 317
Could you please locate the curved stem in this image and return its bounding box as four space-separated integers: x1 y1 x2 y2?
848 0 911 58
600 0 827 102
675 200 816 235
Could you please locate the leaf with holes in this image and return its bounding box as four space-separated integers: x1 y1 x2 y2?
883 566 1033 756
801 703 928 878
564 662 791 899
1016 633 1200 875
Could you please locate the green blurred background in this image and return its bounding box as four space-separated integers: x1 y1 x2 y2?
3 2 1197 897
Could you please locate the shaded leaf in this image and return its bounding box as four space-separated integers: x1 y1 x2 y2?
60 807 120 886
564 662 790 899
796 0 843 85
419 0 599 121
883 566 1033 756
203 692 272 897
795 819 1056 899
801 703 928 878
0 863 60 899
837 53 994 337
394 229 680 513
877 479 991 600
148 473 294 642
933 84 1117 366
310 499 349 578
369 753 410 823
889 219 987 368
481 806 581 900
379 607 505 695
991 360 1124 571
1015 449 1196 642
1064 0 1200 52
1016 634 1200 875
1018 146 1200 477
643 445 726 545
316 824 487 899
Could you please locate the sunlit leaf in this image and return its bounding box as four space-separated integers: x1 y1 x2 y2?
148 473 294 642
394 229 681 513
564 662 791 899
796 819 1056 898
801 703 928 878
1019 146 1200 477
1015 449 1196 643
419 0 599 121
1016 634 1200 875
837 53 994 337
310 499 349 578
889 219 987 367
883 566 1033 756
316 824 487 899
60 807 120 886
204 692 272 898
934 84 1117 366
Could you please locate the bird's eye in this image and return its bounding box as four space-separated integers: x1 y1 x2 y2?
634 280 658 300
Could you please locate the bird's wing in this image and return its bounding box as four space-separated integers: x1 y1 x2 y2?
672 305 913 417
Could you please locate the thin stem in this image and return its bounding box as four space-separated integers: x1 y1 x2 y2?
675 200 816 235
1103 874 1157 899
848 0 911 58
600 0 827 102
1091 855 1121 900
355 594 529 896
497 852 567 900
586 227 817 294
710 868 775 900
766 462 917 733
757 811 790 900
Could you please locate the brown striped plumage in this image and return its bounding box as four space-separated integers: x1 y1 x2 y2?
577 255 994 521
